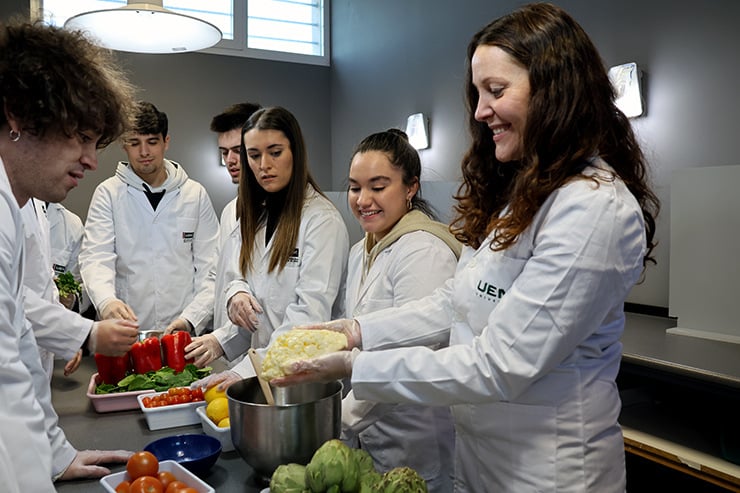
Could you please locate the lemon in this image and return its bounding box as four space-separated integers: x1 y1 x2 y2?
206 397 229 424
217 417 230 428
204 386 227 404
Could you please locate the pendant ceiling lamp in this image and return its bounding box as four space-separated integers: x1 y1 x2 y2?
64 1 222 54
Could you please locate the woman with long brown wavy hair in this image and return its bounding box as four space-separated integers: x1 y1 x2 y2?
272 4 659 491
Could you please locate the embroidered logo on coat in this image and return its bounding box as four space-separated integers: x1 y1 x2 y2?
288 248 300 264
475 280 505 303
182 232 194 243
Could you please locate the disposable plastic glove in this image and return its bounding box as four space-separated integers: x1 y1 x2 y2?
227 291 263 332
58 449 132 481
163 317 193 335
292 319 363 350
271 348 359 387
190 370 242 392
99 298 137 322
88 319 139 356
184 334 225 368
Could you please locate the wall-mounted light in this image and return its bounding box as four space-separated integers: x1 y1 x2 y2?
405 113 429 150
64 0 222 54
608 62 644 118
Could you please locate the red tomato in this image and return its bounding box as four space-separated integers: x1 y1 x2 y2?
130 476 163 493
157 471 177 489
115 480 131 493
165 480 188 493
126 451 159 480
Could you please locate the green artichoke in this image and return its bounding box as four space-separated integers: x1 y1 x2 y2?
352 448 376 476
305 439 360 493
377 467 428 493
359 470 383 493
270 463 308 493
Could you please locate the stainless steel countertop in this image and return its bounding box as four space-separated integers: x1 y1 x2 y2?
52 357 266 493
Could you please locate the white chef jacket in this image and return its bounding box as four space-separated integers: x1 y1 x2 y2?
219 186 349 378
0 159 63 490
21 199 91 378
354 162 645 492
344 229 458 493
47 202 91 314
47 202 83 281
80 159 219 334
209 197 248 360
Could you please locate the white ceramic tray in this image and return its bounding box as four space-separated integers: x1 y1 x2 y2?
137 391 202 430
100 459 214 493
195 404 234 452
86 373 155 413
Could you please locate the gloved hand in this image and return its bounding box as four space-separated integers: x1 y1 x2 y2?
228 292 263 332
58 449 133 481
184 334 225 368
271 348 359 387
89 319 139 356
163 317 193 335
190 370 242 392
99 298 137 322
63 349 83 376
292 319 363 350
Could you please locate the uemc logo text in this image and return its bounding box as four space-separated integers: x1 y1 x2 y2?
476 280 505 302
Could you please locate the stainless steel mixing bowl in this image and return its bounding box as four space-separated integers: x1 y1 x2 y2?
227 377 342 481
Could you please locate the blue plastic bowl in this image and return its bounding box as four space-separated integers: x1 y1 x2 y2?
144 433 221 475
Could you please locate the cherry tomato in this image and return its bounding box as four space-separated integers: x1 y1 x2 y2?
130 476 163 493
165 480 188 493
157 471 177 489
178 488 199 493
115 480 131 493
126 451 159 480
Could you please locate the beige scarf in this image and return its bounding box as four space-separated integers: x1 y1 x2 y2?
362 210 462 281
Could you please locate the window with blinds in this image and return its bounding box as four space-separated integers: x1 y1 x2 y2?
33 0 329 65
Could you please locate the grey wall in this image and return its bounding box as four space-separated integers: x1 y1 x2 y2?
330 0 740 309
5 0 740 311
1 0 332 221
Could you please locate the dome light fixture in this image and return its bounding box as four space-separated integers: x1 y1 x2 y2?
64 1 222 54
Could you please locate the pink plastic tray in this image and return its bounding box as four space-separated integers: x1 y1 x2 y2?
86 373 155 413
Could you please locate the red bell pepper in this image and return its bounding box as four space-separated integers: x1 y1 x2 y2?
94 353 131 385
130 336 162 374
161 331 194 373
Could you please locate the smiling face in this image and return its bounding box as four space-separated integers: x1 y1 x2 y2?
218 128 242 184
471 45 531 162
348 150 418 242
123 132 169 186
243 128 293 193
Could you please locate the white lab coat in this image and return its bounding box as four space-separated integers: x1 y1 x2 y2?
354 163 645 492
218 186 349 378
344 229 458 493
80 160 219 333
47 202 83 281
0 160 66 490
209 197 247 362
21 199 90 378
47 202 91 313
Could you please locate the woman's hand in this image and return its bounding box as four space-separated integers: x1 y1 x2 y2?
271 349 358 387
190 370 242 392
292 319 363 350
227 292 264 332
